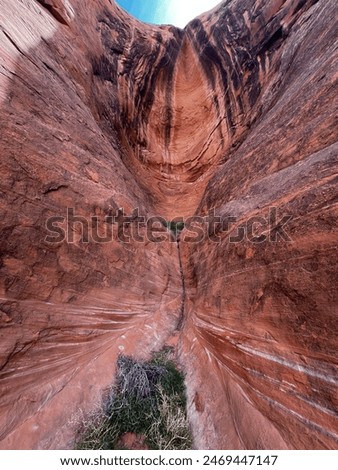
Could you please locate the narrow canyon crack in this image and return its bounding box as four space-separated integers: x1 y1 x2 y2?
176 236 186 332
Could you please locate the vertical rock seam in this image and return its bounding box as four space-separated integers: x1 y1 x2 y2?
176 236 186 332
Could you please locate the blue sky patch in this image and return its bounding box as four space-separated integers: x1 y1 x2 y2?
116 0 221 28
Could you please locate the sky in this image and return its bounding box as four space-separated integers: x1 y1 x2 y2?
116 0 221 28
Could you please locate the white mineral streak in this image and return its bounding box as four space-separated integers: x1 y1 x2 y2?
0 0 61 102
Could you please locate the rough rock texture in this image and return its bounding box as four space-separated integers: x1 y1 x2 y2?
0 0 337 449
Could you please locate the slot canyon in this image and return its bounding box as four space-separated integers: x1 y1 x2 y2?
0 0 337 449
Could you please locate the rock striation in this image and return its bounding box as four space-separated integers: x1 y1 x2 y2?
0 0 337 449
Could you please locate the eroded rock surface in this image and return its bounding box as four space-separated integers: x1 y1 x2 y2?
0 0 337 449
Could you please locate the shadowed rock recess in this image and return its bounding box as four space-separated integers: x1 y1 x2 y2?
0 0 337 449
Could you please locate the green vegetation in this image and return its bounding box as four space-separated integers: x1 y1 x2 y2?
75 348 192 450
163 219 185 237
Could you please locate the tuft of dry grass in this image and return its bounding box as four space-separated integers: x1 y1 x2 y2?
148 386 192 450
74 408 120 450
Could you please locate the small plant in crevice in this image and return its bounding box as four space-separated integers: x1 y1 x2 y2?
75 348 192 450
162 219 185 238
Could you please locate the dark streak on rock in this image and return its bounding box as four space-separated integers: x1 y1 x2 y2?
42 182 69 194
35 0 69 26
